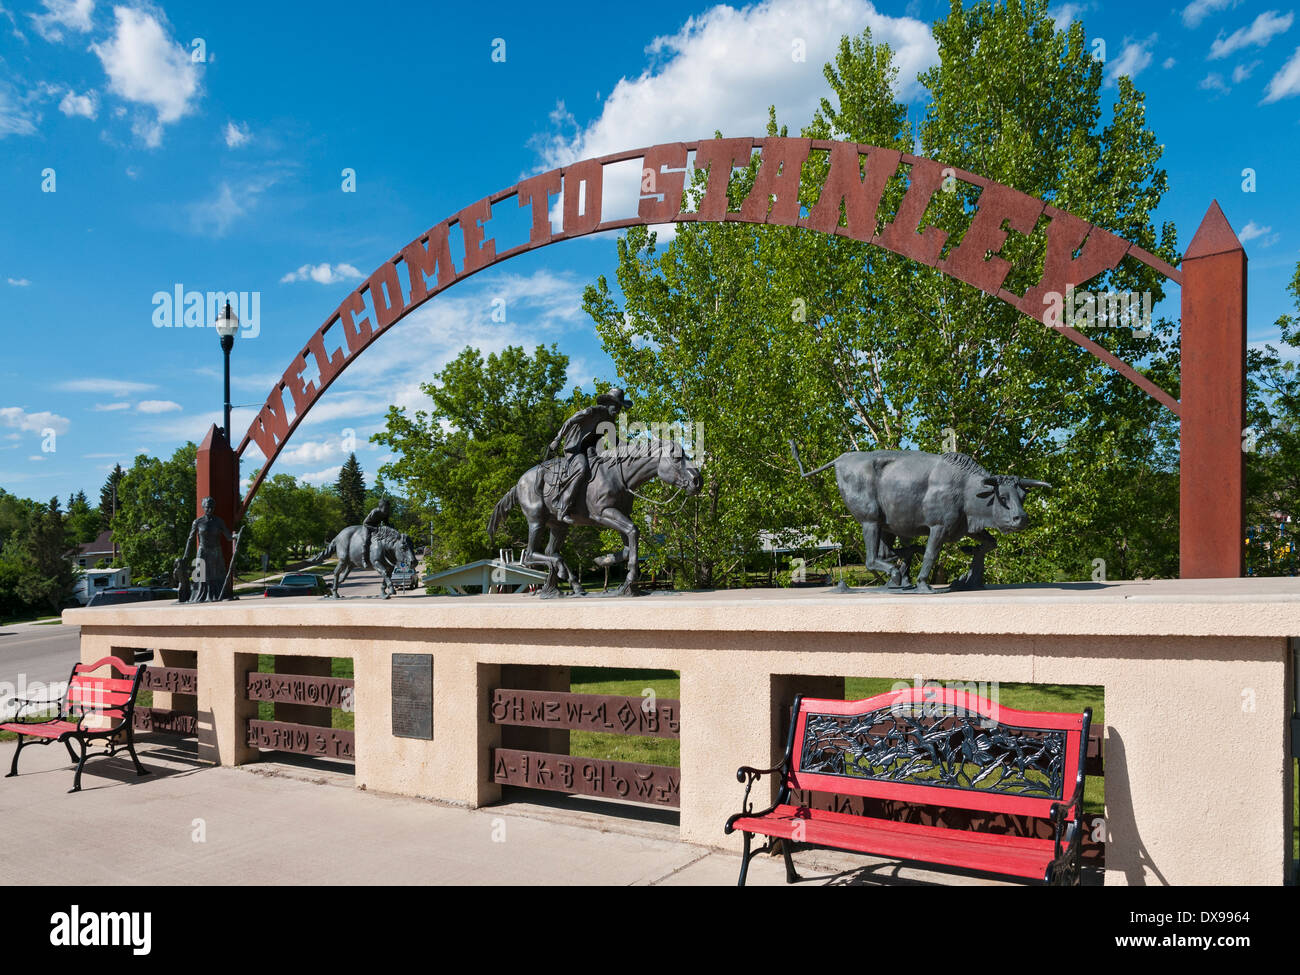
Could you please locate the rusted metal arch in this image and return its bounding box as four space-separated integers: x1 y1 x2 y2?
232 137 1185 520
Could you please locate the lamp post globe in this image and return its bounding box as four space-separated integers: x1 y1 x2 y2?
214 300 239 443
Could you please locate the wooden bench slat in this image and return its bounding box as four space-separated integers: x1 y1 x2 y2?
731 804 1058 880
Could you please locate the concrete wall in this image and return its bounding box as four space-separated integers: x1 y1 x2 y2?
68 578 1298 885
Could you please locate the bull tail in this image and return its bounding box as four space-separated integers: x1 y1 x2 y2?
790 439 839 479
488 486 518 542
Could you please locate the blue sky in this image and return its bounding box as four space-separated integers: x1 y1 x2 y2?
1 0 1298 504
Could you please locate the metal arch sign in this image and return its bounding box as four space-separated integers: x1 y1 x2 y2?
234 136 1183 517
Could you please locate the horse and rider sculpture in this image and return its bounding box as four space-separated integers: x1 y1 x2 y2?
489 388 703 597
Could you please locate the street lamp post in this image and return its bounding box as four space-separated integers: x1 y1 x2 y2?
214 300 239 443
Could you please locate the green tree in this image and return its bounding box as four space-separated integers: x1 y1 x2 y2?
243 473 343 568
13 498 77 613
98 463 124 531
337 454 367 527
113 444 198 580
375 344 600 569
1246 259 1300 575
66 490 102 544
583 0 1180 585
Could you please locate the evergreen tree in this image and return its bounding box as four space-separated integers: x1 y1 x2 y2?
99 464 125 531
15 498 77 612
66 490 102 544
337 454 367 526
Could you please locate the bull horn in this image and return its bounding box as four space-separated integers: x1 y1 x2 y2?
1018 478 1052 489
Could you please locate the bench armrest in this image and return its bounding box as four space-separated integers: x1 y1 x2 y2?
1048 777 1085 828
3 698 63 722
724 762 788 834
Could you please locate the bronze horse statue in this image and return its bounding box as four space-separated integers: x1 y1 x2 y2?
489 438 703 597
312 524 416 598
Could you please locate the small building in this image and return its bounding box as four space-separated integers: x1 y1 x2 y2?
423 558 547 594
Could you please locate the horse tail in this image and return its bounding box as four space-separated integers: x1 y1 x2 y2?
305 536 337 565
488 486 518 542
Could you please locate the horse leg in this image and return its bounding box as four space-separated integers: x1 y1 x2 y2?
587 507 640 596
544 524 584 596
522 520 563 598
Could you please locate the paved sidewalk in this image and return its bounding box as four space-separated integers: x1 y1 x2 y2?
0 737 1032 886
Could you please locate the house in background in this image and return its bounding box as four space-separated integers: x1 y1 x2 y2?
69 530 115 569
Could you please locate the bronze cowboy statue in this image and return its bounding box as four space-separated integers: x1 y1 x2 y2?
361 496 391 556
548 388 632 524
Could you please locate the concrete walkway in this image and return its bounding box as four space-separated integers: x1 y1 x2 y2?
0 737 1035 886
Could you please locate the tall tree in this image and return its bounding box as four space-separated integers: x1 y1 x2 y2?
14 498 77 613
583 0 1180 585
1245 259 1300 575
113 444 198 580
337 454 367 527
66 490 102 544
98 463 125 531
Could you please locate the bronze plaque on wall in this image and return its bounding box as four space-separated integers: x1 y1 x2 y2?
392 653 433 739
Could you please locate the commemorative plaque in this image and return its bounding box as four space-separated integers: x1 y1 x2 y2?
391 653 433 739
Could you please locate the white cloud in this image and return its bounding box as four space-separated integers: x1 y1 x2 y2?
0 405 71 435
1263 44 1300 101
1238 220 1279 246
280 262 363 285
57 88 97 119
136 399 182 414
533 0 936 175
1232 60 1260 82
1163 56 1178 68
1049 3 1088 30
92 401 131 412
1181 0 1239 29
91 6 200 145
1199 71 1231 92
188 176 278 236
29 0 93 42
1105 35 1157 86
58 378 156 396
224 120 250 148
298 465 342 487
0 87 37 138
7 277 30 286
1209 10 1293 60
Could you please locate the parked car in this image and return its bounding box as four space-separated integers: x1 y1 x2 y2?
390 560 420 591
86 586 178 607
262 573 329 597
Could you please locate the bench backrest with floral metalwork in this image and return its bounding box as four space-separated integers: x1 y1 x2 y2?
785 688 1090 821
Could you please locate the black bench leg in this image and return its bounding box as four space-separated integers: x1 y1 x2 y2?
62 737 78 764
6 736 25 777
737 832 753 887
780 840 801 883
70 737 88 793
125 727 148 776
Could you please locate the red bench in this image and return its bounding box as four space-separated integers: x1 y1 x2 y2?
2 655 149 793
725 689 1091 886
